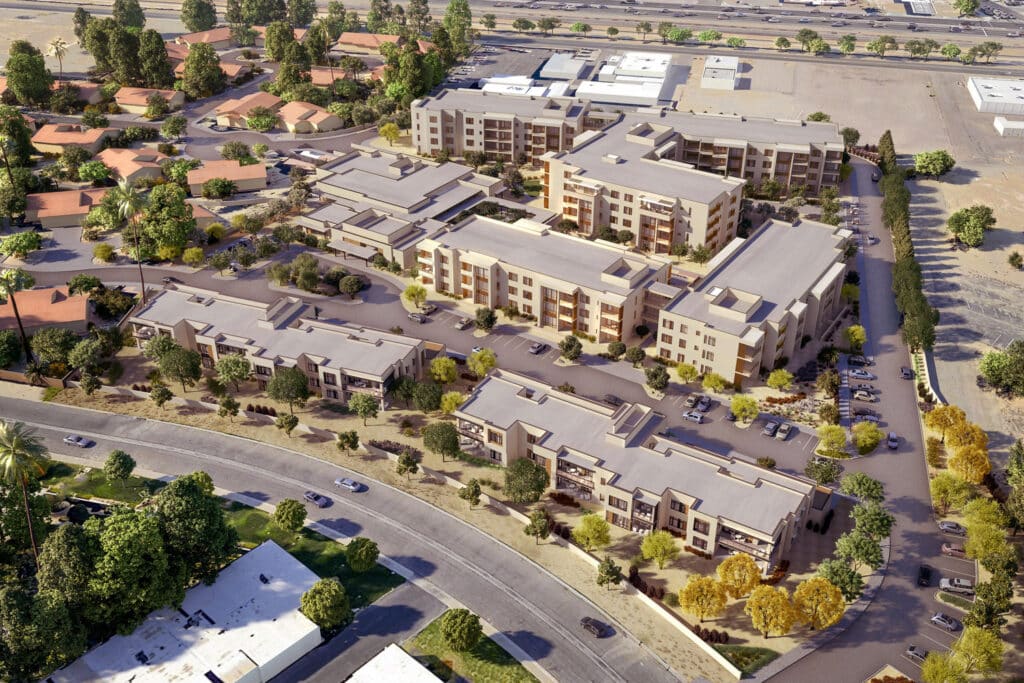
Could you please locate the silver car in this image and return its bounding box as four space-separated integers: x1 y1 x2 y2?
761 421 780 437
930 612 960 632
334 477 362 492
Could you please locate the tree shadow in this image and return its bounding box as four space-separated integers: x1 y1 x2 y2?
492 630 554 662
389 554 437 578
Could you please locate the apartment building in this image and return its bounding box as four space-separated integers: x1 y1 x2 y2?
410 89 615 165
454 370 829 572
542 123 745 255
416 216 672 342
656 218 851 385
129 287 433 408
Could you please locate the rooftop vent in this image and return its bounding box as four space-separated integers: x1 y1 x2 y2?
258 573 269 584
602 154 623 164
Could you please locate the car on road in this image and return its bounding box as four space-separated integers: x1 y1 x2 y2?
886 432 899 449
454 317 473 330
918 565 933 586
334 477 362 492
303 490 330 507
684 394 701 409
604 394 623 407
853 390 877 403
408 312 427 324
580 616 612 638
849 369 876 381
904 645 928 665
420 303 438 315
682 410 705 424
776 423 795 440
62 434 94 448
471 345 484 354
161 276 179 284
900 367 915 380
871 172 881 181
939 521 967 536
696 395 713 412
941 543 966 558
940 578 974 595
930 612 960 632
761 421 780 437
528 342 549 355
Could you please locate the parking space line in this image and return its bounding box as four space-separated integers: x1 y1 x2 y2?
900 656 924 670
919 632 952 650
939 566 977 579
925 624 958 639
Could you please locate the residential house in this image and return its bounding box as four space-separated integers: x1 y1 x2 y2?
334 32 401 54
454 370 830 573
24 188 109 228
416 215 673 342
214 91 284 128
173 59 252 84
31 124 117 155
113 87 186 115
56 80 104 105
253 25 308 46
0 286 89 335
278 101 343 134
655 218 851 385
175 26 234 50
95 148 167 184
186 159 267 196
129 287 434 407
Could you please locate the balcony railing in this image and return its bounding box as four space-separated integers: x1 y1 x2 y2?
556 467 594 486
718 536 772 561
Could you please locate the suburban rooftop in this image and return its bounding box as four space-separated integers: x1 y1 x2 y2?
412 89 587 120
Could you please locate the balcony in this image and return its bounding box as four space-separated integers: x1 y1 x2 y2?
556 464 594 486
458 421 485 439
718 535 772 561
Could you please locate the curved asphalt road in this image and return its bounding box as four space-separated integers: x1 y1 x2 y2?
0 397 681 683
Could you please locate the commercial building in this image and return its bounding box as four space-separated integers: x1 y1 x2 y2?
186 159 267 196
24 188 109 228
300 147 506 267
578 51 685 107
278 100 344 134
348 644 440 683
967 76 1024 115
214 91 284 128
31 124 117 155
410 89 615 164
655 218 851 384
994 116 1024 137
129 287 433 407
0 286 89 335
541 52 588 80
49 541 321 683
542 119 745 255
417 215 672 342
454 370 828 572
700 56 740 90
113 87 186 115
95 148 167 184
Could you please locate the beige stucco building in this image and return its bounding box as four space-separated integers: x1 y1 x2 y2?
655 218 852 385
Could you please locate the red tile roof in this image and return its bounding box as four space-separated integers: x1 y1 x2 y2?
25 188 108 219
0 287 88 331
187 159 267 186
114 86 178 107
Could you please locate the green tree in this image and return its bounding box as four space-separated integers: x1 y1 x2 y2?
915 150 956 177
679 575 727 623
816 369 840 398
730 395 759 423
716 552 760 598
767 368 795 391
113 0 145 28
379 122 401 145
537 17 560 36
339 275 364 299
0 329 19 368
646 364 670 392
852 421 884 455
559 334 583 361
775 36 791 50
606 26 619 39
805 456 842 485
524 508 551 544
440 390 465 415
459 478 482 508
866 35 898 58
698 30 722 43
218 394 240 421
504 458 549 503
412 381 443 412
835 530 883 571
103 450 136 487
267 366 311 414
396 450 419 479
930 471 973 514
816 559 864 602
215 354 251 392
677 363 699 383
512 18 536 33
274 498 306 532
288 0 317 26
953 0 980 16
468 347 497 378
839 472 885 503
264 20 296 61
275 413 299 436
181 0 217 31
922 652 967 683
78 161 110 185
430 356 457 386
301 578 351 630
951 625 1002 674
635 21 653 41
159 347 202 392
5 51 53 107
949 444 991 485
181 42 226 98
570 22 592 37
423 421 460 461
440 608 482 651
817 424 847 454
0 231 41 259
838 34 856 55
161 115 187 141
347 393 379 426
596 555 624 590
156 472 237 584
345 536 379 573
0 421 50 565
36 524 97 609
947 205 996 248
442 0 473 56
843 325 866 352
150 384 173 408
745 585 796 637
474 306 497 332
792 576 845 630
31 327 77 366
795 28 820 50
941 43 962 61
851 502 895 541
572 513 611 552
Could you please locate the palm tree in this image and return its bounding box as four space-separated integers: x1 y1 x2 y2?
111 179 148 304
312 19 335 99
0 268 36 363
47 37 70 84
0 420 51 566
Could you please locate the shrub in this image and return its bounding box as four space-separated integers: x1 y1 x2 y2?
92 243 115 262
663 591 679 607
756 457 776 469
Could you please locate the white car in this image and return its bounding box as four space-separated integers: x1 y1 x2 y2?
853 390 877 402
849 368 876 381
63 434 94 448
930 612 960 632
682 410 705 424
334 477 362 492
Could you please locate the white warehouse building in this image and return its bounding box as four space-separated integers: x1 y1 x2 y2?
968 77 1024 115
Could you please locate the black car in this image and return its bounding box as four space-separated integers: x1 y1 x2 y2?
580 616 611 638
303 490 330 508
918 565 933 587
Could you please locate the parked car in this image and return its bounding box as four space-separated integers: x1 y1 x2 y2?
849 368 876 381
886 432 899 449
334 477 362 492
941 543 966 558
940 578 974 595
939 521 967 536
777 423 795 440
853 390 877 403
871 172 881 182
420 303 438 315
930 612 960 632
580 616 612 638
918 565 933 586
408 312 427 324
904 645 928 665
684 394 701 409
853 414 881 424
696 395 713 412
900 366 915 380
454 317 473 330
725 410 737 422
851 383 876 393
62 434 95 448
604 394 623 407
471 345 484 354
303 490 330 508
761 421 780 437
528 342 548 355
682 410 705 424
849 355 874 366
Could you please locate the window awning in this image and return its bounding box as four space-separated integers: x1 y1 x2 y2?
327 240 377 260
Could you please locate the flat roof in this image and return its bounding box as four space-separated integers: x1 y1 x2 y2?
541 52 587 79
50 541 320 683
969 77 1024 104
348 644 440 683
412 89 585 120
458 371 812 535
665 219 848 335
575 79 663 104
616 51 672 78
427 216 663 297
636 108 843 147
705 55 739 70
131 288 423 378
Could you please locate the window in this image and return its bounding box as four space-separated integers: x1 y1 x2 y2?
703 335 717 347
678 338 686 348
306 361 318 372
255 365 271 376
661 333 673 344
670 500 686 513
624 194 633 202
693 519 710 535
323 373 337 386
701 350 715 362
466 117 474 124
622 220 631 228
487 430 503 445
522 291 532 300
664 320 674 330
508 286 517 296
523 304 533 315
608 495 628 511
523 276 533 286
693 537 707 550
508 272 518 282
668 516 684 530
611 190 620 199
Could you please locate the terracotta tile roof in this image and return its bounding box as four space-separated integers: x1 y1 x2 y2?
31 124 114 147
0 287 88 331
187 159 267 186
220 61 251 78
417 40 435 53
335 32 400 50
178 26 233 45
59 81 102 102
114 86 178 107
95 148 167 179
25 188 108 219
309 67 340 87
253 25 308 41
278 100 335 127
186 200 216 219
165 40 191 62
215 91 283 117
0 77 6 95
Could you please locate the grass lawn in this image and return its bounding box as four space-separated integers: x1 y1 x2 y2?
713 644 780 676
41 462 167 503
409 610 538 683
223 501 403 609
936 591 973 612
